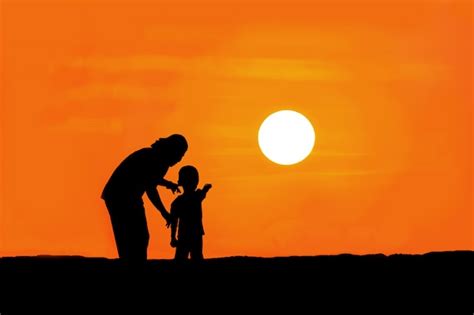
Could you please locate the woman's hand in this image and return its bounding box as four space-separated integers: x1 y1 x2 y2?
163 211 172 228
170 238 178 248
166 182 181 194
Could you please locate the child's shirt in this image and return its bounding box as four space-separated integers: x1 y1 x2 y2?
170 189 207 240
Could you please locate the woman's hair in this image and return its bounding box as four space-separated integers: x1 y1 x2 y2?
151 134 188 156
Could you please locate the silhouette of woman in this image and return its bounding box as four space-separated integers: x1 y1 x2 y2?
101 134 188 264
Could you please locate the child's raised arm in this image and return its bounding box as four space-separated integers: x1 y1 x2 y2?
198 183 212 201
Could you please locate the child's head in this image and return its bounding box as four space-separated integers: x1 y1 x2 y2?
178 165 199 191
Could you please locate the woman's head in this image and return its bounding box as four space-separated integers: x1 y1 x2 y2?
151 134 188 166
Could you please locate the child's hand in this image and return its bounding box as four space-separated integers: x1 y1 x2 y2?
203 184 212 191
170 238 178 248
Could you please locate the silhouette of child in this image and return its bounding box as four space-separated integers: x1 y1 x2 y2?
170 165 212 261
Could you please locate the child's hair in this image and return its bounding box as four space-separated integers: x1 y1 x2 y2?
179 165 199 190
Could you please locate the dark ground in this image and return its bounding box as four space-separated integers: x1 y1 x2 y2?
1 251 472 312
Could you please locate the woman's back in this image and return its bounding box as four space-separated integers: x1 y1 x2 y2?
101 148 168 202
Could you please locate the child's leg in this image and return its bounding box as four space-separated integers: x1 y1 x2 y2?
190 236 203 261
174 240 190 260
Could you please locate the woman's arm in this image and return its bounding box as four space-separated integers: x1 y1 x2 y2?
170 203 178 247
157 178 181 194
146 187 171 224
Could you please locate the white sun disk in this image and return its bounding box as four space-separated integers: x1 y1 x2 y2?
258 110 315 165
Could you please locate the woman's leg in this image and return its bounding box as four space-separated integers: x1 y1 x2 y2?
105 200 149 264
127 203 149 264
105 200 129 260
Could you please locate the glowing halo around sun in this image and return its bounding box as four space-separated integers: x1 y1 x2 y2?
258 110 316 165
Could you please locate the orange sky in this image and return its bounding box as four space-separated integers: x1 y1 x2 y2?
0 0 472 258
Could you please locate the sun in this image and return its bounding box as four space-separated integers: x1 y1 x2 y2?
258 110 315 165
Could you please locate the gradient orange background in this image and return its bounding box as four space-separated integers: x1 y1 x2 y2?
0 0 472 258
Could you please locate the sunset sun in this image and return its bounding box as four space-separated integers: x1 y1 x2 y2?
258 110 316 165
1 0 471 264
